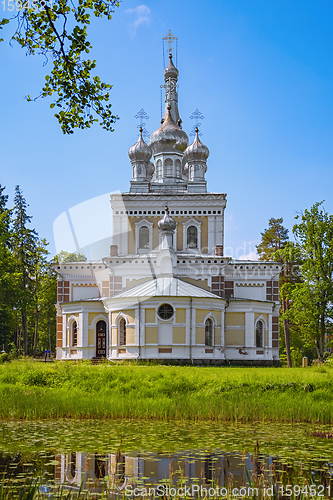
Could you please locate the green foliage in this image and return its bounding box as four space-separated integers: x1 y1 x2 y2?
0 0 119 133
0 352 10 363
256 217 289 261
0 185 56 357
56 250 87 262
292 202 333 361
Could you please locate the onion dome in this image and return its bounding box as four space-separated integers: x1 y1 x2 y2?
158 206 176 232
183 128 209 163
128 128 152 163
149 106 188 154
164 53 179 80
147 161 155 180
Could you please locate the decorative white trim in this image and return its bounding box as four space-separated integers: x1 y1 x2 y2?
135 218 154 253
202 311 216 346
66 315 78 347
182 218 202 252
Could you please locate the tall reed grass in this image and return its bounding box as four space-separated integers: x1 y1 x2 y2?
0 361 332 422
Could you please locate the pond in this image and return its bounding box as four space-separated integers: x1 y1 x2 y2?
0 420 332 498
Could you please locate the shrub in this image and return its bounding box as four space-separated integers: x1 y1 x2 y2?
0 352 11 364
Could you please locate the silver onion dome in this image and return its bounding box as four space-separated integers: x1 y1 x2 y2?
164 53 179 80
128 128 152 163
147 161 155 180
158 206 176 232
149 106 188 155
183 128 210 162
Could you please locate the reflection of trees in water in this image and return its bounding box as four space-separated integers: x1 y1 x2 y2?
0 453 24 476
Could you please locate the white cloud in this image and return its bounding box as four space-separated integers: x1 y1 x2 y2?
238 251 259 261
125 5 151 36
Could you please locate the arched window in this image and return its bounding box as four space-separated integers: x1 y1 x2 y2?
164 158 173 177
175 159 181 178
205 318 213 346
187 226 198 248
72 321 78 346
119 318 126 346
139 226 149 249
156 159 162 179
256 321 263 348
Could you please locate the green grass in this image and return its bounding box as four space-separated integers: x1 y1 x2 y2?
0 360 333 422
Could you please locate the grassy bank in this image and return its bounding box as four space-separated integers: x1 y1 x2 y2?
0 360 332 422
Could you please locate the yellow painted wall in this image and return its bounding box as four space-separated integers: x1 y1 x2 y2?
196 309 211 324
225 312 245 327
201 216 208 252
111 310 135 325
145 308 156 323
225 329 245 346
111 328 117 345
125 278 150 290
88 330 94 345
128 218 136 254
196 327 205 344
125 309 135 323
173 327 185 343
176 308 186 323
126 326 135 344
144 461 158 477
214 327 221 345
183 278 210 291
153 223 159 250
255 313 268 324
145 327 158 344
88 312 107 326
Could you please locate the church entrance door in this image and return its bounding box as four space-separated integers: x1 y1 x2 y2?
96 320 106 358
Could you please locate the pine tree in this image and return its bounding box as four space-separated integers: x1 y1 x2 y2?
12 186 37 356
0 185 18 351
256 218 289 261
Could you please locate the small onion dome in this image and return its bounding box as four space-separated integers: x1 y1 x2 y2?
149 106 188 154
158 206 176 232
164 53 179 80
147 161 155 179
128 128 152 163
183 128 209 162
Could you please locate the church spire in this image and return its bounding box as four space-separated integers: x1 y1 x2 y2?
160 31 182 127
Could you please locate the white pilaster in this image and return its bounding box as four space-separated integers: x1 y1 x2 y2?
208 216 216 254
245 312 255 348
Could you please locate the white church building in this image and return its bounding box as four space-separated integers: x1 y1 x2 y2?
55 38 281 365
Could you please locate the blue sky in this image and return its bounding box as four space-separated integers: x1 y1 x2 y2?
0 0 332 258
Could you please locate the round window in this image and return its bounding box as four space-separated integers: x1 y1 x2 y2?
158 303 174 320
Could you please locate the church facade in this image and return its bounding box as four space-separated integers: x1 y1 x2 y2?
55 44 281 365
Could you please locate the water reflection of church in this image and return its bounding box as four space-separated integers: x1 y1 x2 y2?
55 451 272 495
55 32 281 364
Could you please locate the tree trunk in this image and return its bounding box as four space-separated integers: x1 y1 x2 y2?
33 310 39 357
22 310 28 356
282 295 292 367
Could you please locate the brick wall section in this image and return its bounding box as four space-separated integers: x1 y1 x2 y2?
57 281 63 303
224 280 234 298
272 316 279 348
56 315 63 348
211 277 234 298
102 280 109 297
63 281 70 302
266 280 279 302
110 276 123 296
211 276 224 296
